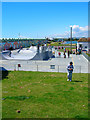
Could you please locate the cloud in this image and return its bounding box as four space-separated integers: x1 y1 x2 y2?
71 25 88 37
50 31 69 38
50 25 88 38
72 25 88 32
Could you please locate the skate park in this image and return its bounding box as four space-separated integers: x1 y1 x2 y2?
1 45 54 60
0 44 89 73
0 37 89 73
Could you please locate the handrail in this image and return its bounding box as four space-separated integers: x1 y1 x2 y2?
82 51 90 61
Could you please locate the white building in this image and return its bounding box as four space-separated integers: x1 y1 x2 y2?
77 38 90 52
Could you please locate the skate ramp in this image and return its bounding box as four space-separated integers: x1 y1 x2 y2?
1 46 54 60
2 48 37 60
0 51 10 60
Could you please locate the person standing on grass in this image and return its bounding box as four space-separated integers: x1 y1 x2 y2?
67 62 74 82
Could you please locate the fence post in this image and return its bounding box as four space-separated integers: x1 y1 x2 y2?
14 64 16 71
80 66 81 73
58 65 59 72
18 64 21 71
18 66 19 71
37 65 38 71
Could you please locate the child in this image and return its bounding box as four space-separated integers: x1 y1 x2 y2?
67 62 74 81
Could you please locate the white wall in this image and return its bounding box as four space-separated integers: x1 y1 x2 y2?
77 42 90 51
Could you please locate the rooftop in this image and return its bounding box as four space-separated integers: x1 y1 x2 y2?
78 38 90 42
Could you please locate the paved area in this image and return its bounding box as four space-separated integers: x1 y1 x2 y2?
0 49 89 73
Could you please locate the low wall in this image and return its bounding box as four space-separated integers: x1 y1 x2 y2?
82 51 90 61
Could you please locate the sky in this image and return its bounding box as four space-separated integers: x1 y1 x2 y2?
2 2 88 38
2 0 90 2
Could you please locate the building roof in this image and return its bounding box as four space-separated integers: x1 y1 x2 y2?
78 38 90 42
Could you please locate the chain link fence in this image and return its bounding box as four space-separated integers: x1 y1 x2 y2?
1 62 88 73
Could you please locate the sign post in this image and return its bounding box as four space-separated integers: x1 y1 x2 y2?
18 64 21 71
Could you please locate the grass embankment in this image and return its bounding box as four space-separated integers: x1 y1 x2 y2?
86 53 90 57
57 47 76 52
47 42 76 46
2 71 88 118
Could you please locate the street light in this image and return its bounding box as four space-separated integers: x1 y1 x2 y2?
70 26 72 54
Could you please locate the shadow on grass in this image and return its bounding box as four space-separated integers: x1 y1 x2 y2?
2 96 32 101
0 67 9 80
72 80 83 82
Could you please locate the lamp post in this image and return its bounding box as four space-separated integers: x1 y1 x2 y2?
70 26 72 54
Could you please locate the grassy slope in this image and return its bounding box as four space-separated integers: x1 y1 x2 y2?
47 42 76 46
2 71 88 118
86 53 90 57
57 47 76 52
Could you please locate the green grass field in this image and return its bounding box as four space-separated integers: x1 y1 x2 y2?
57 47 76 52
47 42 76 46
2 71 88 118
86 53 90 57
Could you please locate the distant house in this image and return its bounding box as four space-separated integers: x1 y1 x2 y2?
77 38 90 51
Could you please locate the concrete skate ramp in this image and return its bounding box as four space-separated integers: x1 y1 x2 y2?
32 51 49 60
1 46 54 60
0 51 10 60
2 47 37 60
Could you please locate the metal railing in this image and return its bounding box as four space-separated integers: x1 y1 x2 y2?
82 51 90 61
1 63 88 73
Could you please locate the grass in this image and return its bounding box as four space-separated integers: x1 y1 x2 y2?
86 53 90 57
57 47 76 52
2 71 88 118
47 42 76 46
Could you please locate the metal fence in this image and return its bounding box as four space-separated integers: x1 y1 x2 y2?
82 52 90 61
1 63 88 73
